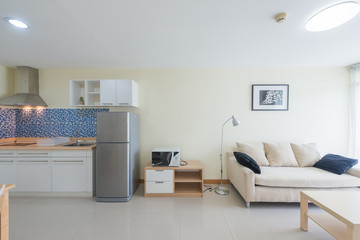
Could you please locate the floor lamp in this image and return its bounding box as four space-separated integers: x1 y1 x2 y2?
214 115 241 195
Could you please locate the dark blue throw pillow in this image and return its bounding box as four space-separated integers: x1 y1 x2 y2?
233 151 261 174
313 154 358 175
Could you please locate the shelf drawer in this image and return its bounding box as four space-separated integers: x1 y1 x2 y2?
146 169 173 182
146 181 173 193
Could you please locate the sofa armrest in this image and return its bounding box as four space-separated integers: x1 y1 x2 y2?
347 167 360 178
227 154 256 202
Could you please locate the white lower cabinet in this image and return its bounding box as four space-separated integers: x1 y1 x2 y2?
16 150 52 192
52 150 91 192
52 161 86 191
86 150 94 192
145 169 174 194
146 181 173 194
0 149 93 193
0 150 17 186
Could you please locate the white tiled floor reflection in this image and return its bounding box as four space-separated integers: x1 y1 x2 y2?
9 184 332 240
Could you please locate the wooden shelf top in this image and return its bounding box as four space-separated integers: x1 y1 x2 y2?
175 172 202 182
145 160 202 170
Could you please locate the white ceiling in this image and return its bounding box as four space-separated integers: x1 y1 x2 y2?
0 0 360 69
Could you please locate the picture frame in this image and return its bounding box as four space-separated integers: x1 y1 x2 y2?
252 84 289 111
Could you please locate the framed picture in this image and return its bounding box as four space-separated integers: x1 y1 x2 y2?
252 84 289 111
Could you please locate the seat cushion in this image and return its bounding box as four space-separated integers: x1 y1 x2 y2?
255 167 360 188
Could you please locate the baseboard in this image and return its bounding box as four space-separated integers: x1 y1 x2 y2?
139 179 229 184
203 179 230 184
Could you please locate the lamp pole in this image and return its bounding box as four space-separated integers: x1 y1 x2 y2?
215 115 240 195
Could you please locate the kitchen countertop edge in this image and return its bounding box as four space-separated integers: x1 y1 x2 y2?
0 143 96 150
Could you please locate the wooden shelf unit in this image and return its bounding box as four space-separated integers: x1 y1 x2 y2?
144 160 203 197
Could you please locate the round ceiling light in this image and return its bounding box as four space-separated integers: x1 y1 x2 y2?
306 2 360 32
6 18 30 29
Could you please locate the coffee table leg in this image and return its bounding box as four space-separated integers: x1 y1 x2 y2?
347 225 360 240
300 193 308 231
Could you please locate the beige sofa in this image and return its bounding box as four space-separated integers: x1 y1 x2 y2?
227 142 360 207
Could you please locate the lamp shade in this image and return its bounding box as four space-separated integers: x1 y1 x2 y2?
232 115 241 127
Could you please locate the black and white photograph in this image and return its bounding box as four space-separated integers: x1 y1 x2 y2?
252 84 289 111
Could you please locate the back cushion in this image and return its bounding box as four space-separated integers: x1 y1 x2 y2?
264 142 298 167
291 143 321 167
236 142 269 166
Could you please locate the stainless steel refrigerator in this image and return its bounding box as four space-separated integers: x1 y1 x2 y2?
96 112 139 202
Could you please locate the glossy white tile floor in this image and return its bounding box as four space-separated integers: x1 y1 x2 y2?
9 184 333 240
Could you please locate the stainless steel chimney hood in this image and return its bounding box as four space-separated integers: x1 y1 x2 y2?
0 66 48 107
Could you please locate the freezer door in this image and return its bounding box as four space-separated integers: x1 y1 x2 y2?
96 143 130 197
97 112 130 142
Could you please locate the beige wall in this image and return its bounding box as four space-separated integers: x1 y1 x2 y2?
39 67 349 179
0 65 15 98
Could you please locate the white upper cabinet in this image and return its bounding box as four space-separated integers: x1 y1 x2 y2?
70 80 100 106
70 79 138 107
100 80 117 106
100 79 138 107
116 80 138 107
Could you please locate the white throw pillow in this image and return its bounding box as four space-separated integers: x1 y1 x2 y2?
264 142 298 167
290 143 321 167
236 142 269 166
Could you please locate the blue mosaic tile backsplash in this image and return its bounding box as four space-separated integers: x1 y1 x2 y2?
0 108 109 139
0 108 16 139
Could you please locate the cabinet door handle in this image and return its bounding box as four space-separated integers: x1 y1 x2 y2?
18 152 49 155
53 160 84 163
102 103 114 105
117 103 129 105
0 160 14 162
155 170 164 172
155 181 164 184
0 153 15 155
18 160 49 163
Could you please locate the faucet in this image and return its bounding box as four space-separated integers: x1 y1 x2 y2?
75 130 80 145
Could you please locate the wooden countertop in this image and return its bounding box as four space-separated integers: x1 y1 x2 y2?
0 138 96 150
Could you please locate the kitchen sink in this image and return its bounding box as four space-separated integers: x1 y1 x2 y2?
63 142 95 147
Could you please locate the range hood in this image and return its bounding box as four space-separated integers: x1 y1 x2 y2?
0 66 48 107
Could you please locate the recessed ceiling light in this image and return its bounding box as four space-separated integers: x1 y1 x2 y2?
5 18 30 29
306 2 360 32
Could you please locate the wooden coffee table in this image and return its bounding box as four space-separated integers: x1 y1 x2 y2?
1 184 15 240
300 190 360 240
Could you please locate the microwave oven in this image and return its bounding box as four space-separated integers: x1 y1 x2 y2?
152 147 180 166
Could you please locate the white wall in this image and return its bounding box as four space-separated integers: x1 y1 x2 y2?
39 67 350 179
0 65 15 98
